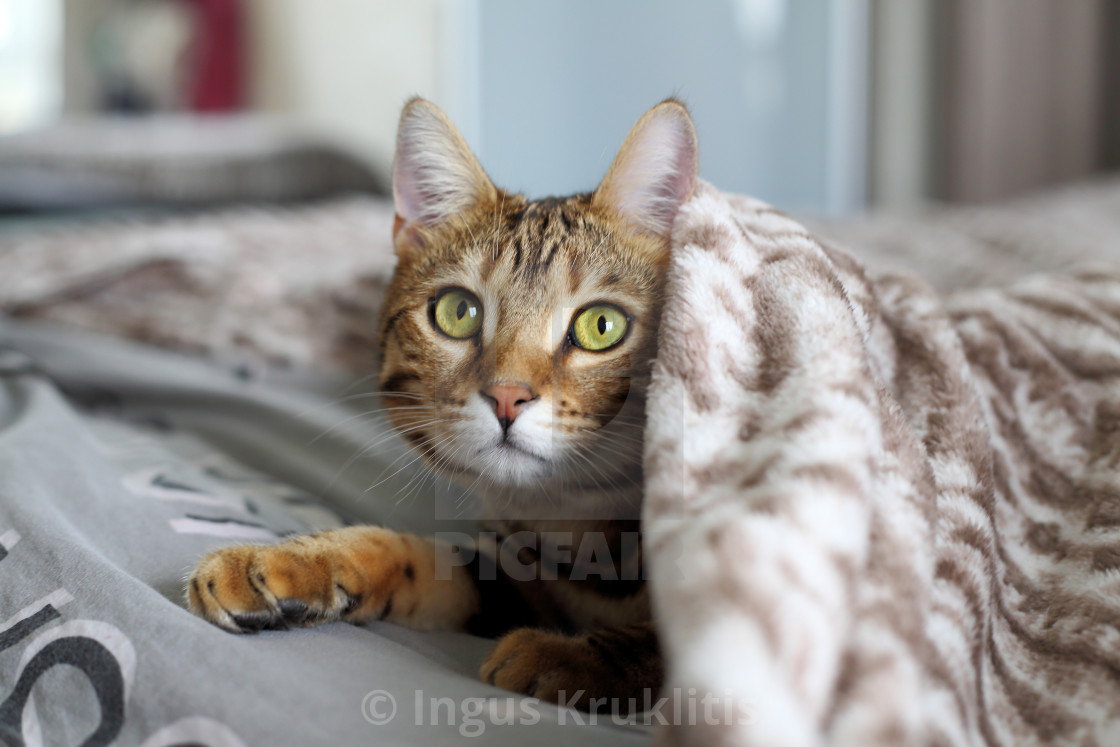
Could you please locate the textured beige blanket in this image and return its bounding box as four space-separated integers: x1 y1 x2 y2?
0 199 398 371
645 181 1120 746
3 176 1119 371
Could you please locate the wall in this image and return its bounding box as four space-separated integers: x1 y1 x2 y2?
245 0 444 173
937 0 1111 202
473 0 868 214
53 1 872 214
867 0 933 208
0 0 62 132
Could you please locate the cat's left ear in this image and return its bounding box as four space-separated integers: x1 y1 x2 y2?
592 99 699 239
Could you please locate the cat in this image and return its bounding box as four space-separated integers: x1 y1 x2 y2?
187 96 699 711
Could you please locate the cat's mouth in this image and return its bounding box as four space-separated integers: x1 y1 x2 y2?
496 438 548 463
460 433 556 486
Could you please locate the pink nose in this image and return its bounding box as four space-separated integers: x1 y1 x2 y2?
481 383 537 431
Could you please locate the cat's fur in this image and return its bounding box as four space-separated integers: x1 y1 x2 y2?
188 98 698 709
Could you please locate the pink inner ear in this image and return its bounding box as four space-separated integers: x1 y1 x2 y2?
392 145 434 226
604 108 698 238
658 132 698 230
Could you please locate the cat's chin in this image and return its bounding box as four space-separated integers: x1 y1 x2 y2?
473 440 556 486
415 431 559 488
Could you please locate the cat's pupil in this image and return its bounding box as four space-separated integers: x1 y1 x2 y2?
597 315 607 335
456 300 468 320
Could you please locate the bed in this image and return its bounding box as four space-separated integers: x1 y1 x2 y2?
2 174 1119 745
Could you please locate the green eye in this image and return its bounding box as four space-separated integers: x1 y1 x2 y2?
432 288 483 339
571 305 628 351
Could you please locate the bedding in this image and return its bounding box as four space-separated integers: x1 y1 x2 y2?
0 116 381 211
0 197 397 372
3 176 1119 373
2 175 1120 745
644 182 1120 745
0 321 651 745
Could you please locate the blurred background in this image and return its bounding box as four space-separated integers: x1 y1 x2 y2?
0 0 1117 216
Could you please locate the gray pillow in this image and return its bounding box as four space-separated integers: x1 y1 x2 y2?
0 115 383 210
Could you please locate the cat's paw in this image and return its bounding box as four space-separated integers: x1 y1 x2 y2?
481 625 663 712
187 541 356 633
479 628 611 710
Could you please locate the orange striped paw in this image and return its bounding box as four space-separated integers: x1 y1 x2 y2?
187 541 357 633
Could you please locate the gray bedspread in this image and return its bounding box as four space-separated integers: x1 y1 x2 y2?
0 320 650 746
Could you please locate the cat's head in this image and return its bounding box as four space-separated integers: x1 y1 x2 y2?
378 98 697 501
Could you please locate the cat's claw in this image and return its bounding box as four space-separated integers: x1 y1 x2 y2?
276 598 314 624
230 610 283 634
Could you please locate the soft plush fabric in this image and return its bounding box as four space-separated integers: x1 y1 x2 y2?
806 175 1120 295
0 197 396 371
644 181 1120 745
3 177 1120 373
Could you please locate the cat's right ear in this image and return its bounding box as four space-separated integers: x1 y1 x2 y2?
392 98 497 253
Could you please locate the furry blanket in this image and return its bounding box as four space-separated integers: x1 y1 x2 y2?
644 181 1120 746
4 176 1119 372
0 199 396 371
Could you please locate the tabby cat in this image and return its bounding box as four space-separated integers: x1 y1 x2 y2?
187 97 699 710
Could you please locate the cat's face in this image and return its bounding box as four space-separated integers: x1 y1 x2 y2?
378 99 697 496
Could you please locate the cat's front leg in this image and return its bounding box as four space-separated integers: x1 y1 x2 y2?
187 526 479 633
480 622 662 713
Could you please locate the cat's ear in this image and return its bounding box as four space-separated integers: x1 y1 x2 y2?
592 99 698 239
392 97 497 246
